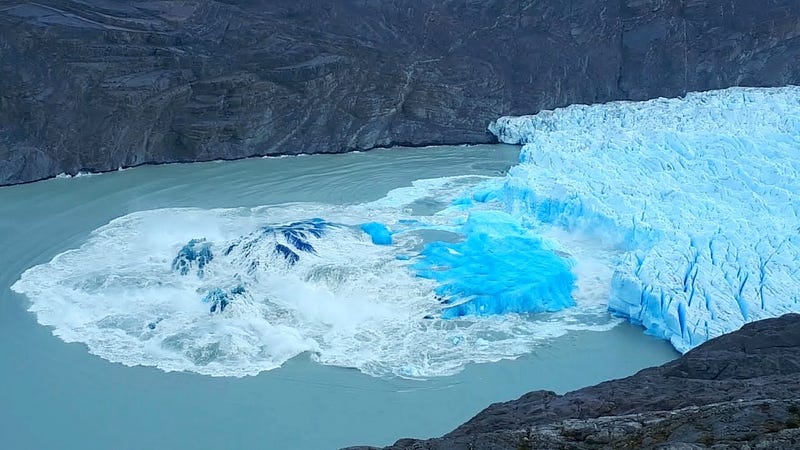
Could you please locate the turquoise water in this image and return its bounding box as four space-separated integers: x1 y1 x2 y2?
0 145 677 449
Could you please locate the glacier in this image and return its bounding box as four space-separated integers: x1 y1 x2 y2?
13 86 799 377
489 86 800 353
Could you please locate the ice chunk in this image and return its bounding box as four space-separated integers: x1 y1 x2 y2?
172 238 213 278
413 210 575 318
489 86 800 352
360 222 393 245
12 181 622 378
222 218 332 268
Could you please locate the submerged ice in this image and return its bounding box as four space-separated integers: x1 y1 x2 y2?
490 86 800 352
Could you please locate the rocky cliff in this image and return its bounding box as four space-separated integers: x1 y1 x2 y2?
347 314 800 449
2 0 800 185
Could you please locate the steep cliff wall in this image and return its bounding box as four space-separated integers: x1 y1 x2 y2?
1 0 799 185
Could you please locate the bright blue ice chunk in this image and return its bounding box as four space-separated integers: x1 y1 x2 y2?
489 86 800 353
172 238 213 278
413 211 575 318
361 222 393 245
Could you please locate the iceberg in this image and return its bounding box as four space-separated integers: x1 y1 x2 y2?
360 222 393 245
489 86 800 352
413 210 575 318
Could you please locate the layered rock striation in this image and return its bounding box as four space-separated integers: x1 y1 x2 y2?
2 0 800 185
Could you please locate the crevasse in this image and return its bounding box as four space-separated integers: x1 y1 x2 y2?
489 86 800 352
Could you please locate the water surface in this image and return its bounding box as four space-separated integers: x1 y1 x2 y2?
0 145 677 449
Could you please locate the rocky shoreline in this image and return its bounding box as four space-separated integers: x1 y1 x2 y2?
348 314 800 449
3 0 800 185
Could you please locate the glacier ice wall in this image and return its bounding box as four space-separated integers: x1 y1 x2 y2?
489 86 800 353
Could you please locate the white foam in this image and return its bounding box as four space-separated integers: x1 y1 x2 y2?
13 176 617 378
55 171 100 179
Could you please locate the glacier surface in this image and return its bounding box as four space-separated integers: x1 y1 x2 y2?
489 86 800 352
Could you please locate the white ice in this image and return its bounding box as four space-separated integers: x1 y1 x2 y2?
489 86 800 352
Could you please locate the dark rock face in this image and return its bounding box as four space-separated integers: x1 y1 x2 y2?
2 0 800 185
346 314 800 449
360 400 800 449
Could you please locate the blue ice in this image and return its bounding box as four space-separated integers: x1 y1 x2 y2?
172 239 213 278
489 86 800 352
413 211 575 318
223 218 331 267
361 222 393 245
201 285 246 314
202 288 230 313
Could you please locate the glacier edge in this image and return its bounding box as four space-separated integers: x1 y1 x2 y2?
489 86 800 353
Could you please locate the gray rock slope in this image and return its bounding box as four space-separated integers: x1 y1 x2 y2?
2 0 800 185
347 313 800 449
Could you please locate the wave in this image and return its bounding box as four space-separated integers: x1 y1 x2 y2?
13 176 618 377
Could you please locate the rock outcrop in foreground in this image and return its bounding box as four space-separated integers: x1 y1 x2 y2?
349 314 800 449
2 0 800 185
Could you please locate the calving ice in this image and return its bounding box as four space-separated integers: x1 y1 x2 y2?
412 210 575 318
11 86 798 378
11 177 617 378
490 86 800 352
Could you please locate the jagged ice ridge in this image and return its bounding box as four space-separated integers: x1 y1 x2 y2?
489 86 800 352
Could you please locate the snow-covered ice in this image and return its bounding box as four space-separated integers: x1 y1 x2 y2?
489 86 800 352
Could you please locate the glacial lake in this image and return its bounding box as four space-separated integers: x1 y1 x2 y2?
0 144 677 450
